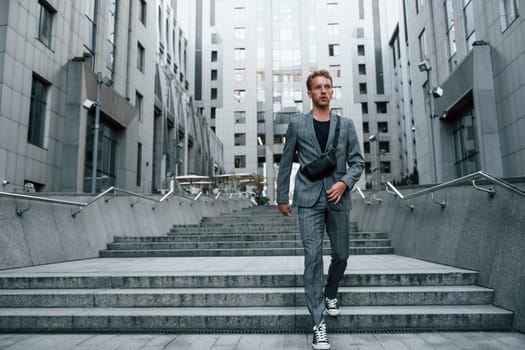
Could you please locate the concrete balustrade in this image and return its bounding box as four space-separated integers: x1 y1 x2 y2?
351 179 525 333
0 194 253 270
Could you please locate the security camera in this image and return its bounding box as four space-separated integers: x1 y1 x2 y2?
2 180 9 185
82 99 96 110
418 59 431 72
432 86 443 98
411 127 416 132
368 134 377 142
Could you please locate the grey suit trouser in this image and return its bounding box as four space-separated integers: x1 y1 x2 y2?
298 191 350 327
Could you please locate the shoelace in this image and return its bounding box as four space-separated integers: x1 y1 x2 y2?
326 298 338 309
314 321 328 342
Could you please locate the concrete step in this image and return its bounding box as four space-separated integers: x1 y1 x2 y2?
0 271 479 289
0 305 512 332
0 286 494 308
106 239 392 250
170 226 301 234
99 246 396 257
115 232 389 243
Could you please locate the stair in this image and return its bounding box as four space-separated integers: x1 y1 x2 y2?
99 206 394 257
0 205 513 333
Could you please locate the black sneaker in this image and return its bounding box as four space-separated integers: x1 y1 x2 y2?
312 319 330 350
324 297 340 317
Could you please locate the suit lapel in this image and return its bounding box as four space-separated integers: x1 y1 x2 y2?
326 111 337 151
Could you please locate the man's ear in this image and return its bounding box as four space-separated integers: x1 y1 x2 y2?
307 90 312 98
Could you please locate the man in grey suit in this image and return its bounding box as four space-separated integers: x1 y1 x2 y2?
277 69 364 350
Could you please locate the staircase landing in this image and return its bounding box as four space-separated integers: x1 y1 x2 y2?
0 255 512 333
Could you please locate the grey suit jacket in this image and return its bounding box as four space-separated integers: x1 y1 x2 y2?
276 111 364 211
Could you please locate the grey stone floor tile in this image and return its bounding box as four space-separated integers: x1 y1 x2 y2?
2 334 94 350
0 332 524 350
374 333 411 350
281 334 309 350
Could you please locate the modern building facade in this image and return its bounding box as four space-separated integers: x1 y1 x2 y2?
391 0 525 184
0 0 218 194
198 0 402 202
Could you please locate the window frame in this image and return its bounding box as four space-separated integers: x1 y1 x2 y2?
37 0 56 48
28 74 50 148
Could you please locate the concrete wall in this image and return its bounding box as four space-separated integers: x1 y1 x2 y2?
351 180 525 333
0 194 252 270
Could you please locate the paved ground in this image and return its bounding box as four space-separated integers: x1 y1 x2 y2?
0 331 524 349
1 256 524 349
0 255 477 276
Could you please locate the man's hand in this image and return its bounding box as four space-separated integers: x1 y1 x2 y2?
278 203 292 216
326 181 348 204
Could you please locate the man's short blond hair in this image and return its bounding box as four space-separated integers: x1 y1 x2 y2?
306 69 333 91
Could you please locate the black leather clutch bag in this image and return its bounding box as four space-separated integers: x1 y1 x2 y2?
301 150 336 181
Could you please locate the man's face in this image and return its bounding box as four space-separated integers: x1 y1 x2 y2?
307 76 333 108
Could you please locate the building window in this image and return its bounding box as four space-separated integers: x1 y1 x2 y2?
136 142 142 187
37 0 55 48
378 121 388 133
331 108 343 116
136 91 143 123
211 107 216 119
363 121 369 133
364 141 370 153
358 0 365 19
444 0 457 71
234 27 246 40
499 0 519 31
234 68 246 81
379 141 390 153
211 50 218 62
361 103 368 114
234 133 246 146
328 23 339 36
328 44 340 56
381 161 391 173
463 0 476 49
234 155 246 168
333 86 342 100
329 65 341 78
211 69 218 80
357 44 365 56
28 75 49 147
138 0 147 25
234 90 246 104
327 2 338 17
358 64 366 75
376 102 388 113
452 111 480 176
257 111 265 122
137 42 145 72
211 88 218 99
359 83 367 95
356 27 364 38
234 48 246 60
233 7 245 20
234 111 246 124
365 161 371 174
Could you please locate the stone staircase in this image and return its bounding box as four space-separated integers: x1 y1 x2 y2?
99 206 394 257
0 205 513 333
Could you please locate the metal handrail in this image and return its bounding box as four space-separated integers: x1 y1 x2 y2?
385 170 525 209
0 179 176 217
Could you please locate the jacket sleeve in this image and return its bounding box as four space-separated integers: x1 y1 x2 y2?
276 119 298 204
340 119 364 190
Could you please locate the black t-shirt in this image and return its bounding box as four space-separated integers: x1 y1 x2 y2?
313 119 330 152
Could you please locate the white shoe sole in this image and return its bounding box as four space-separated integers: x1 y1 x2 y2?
312 342 331 350
323 309 341 317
